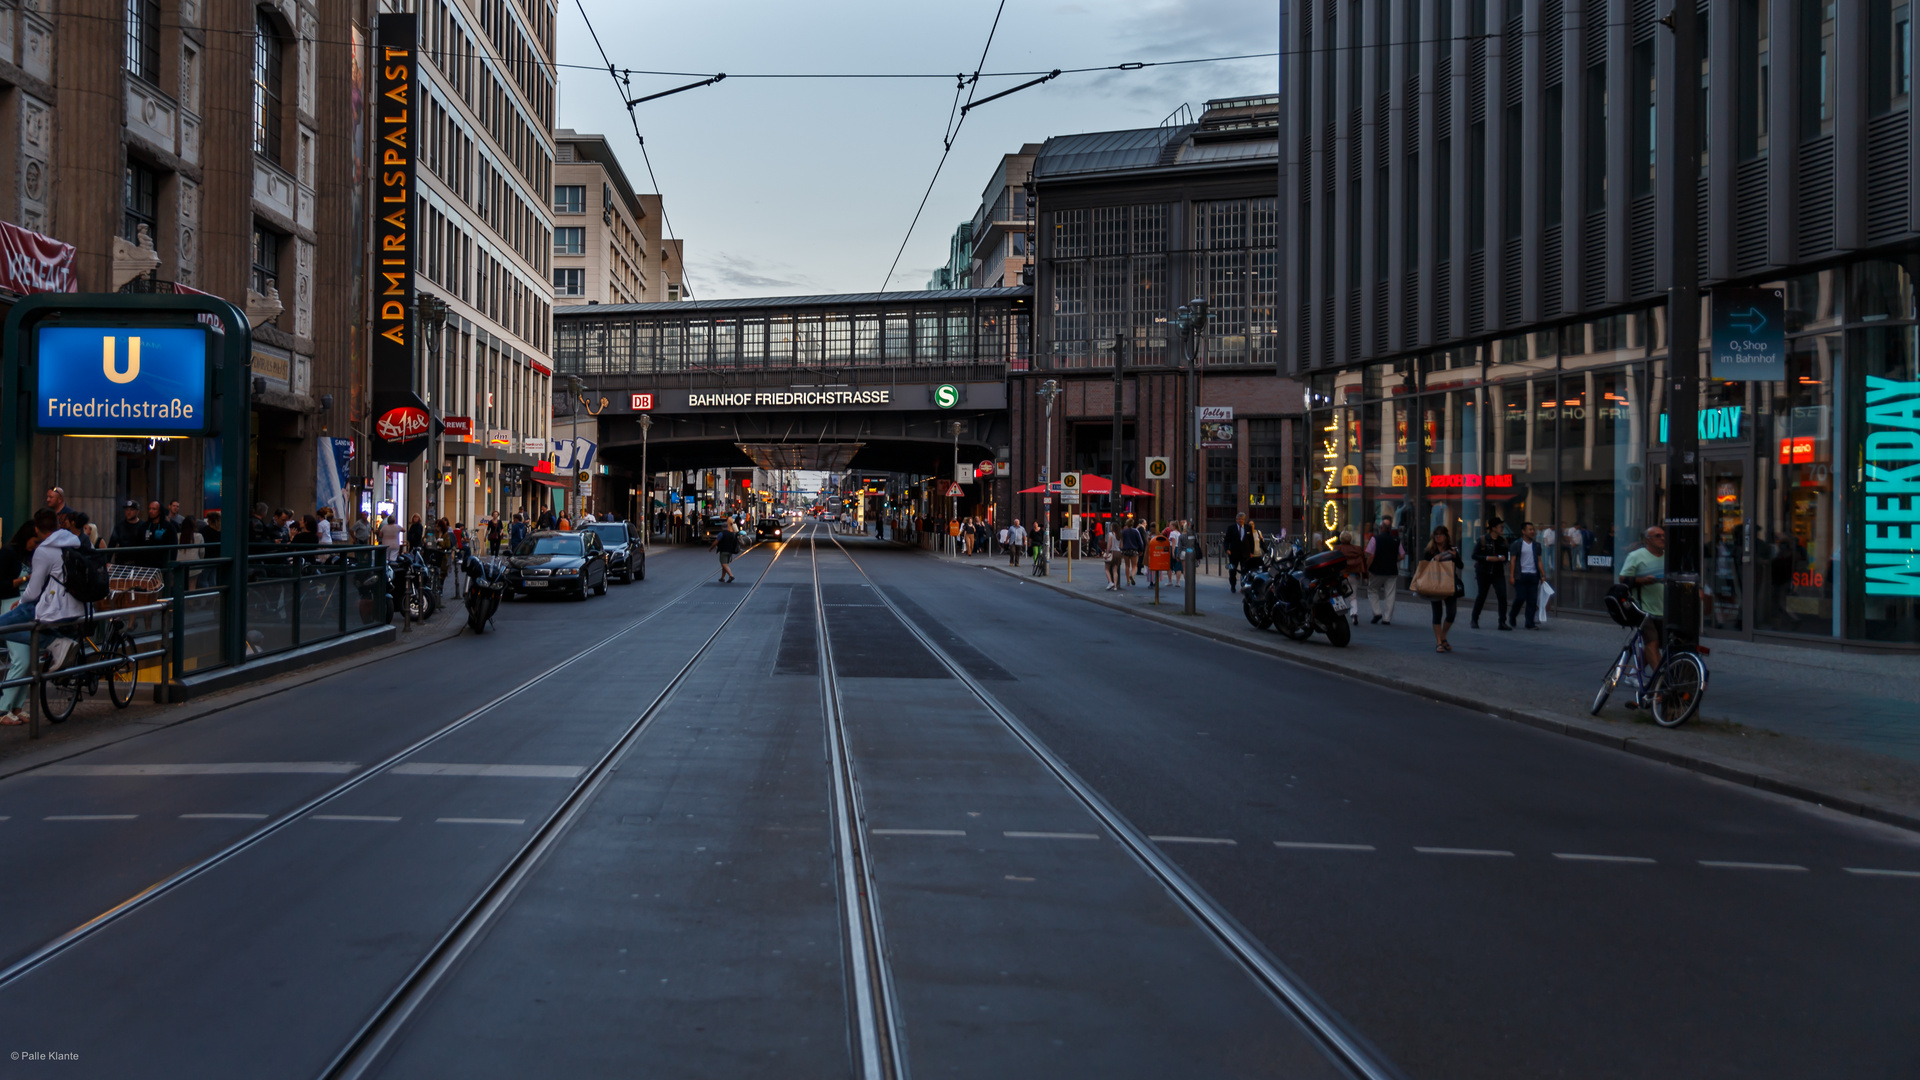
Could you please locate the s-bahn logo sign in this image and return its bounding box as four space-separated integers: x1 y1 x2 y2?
933 383 961 408
34 326 211 436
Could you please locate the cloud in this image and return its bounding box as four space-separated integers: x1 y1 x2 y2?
701 252 827 297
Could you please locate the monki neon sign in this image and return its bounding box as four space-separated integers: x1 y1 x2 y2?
1863 376 1920 597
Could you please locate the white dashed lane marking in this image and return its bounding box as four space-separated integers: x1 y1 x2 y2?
1415 847 1516 858
1699 860 1809 872
1553 853 1658 864
44 814 138 821
1844 867 1920 879
436 817 527 825
180 813 269 820
1274 841 1375 851
311 814 402 823
36 762 357 776
1149 835 1238 846
1003 831 1101 840
871 828 966 837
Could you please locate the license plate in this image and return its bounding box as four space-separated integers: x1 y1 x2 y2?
523 580 547 588
1331 595 1351 612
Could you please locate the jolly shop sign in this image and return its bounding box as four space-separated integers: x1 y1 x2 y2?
1862 376 1920 598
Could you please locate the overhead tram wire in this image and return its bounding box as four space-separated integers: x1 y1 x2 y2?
878 0 1013 293
573 0 700 301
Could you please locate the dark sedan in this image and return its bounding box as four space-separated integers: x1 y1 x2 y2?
505 531 608 600
754 518 784 543
583 522 644 583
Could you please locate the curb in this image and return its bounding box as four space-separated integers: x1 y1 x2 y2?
981 561 1920 836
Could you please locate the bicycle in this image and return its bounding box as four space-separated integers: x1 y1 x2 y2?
37 616 140 724
1590 591 1708 727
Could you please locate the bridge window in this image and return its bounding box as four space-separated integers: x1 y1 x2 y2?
915 311 942 362
884 314 911 361
823 313 852 364
711 318 738 366
768 317 794 363
853 314 882 363
742 319 766 367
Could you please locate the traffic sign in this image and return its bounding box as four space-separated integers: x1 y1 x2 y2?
1144 456 1170 480
978 459 995 477
1060 471 1081 492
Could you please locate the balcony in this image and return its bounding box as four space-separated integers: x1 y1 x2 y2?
125 74 200 167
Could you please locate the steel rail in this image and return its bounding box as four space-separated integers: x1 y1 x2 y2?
318 539 792 1080
807 528 909 1080
0 567 719 991
822 532 1405 1080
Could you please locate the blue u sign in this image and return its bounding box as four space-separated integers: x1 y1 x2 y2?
34 325 211 435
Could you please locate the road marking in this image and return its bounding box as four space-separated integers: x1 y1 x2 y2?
1150 835 1238 846
1553 853 1658 864
44 815 137 821
1415 847 1515 857
1273 841 1376 851
37 762 357 776
1004 875 1035 882
312 814 401 822
1843 867 1920 879
436 817 527 825
870 828 966 836
180 813 269 820
1698 860 1808 872
1003 830 1101 840
391 763 585 779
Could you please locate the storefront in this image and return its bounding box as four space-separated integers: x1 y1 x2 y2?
1305 257 1920 649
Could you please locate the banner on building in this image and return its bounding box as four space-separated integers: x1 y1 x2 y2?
0 221 77 296
371 13 418 462
553 437 597 471
317 436 352 517
1199 406 1236 450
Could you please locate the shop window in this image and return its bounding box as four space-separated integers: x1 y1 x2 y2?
1556 366 1647 611
1849 259 1917 324
1756 335 1838 635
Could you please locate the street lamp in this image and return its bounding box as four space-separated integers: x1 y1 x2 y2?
949 419 966 553
1037 378 1062 574
1174 299 1208 616
638 412 653 550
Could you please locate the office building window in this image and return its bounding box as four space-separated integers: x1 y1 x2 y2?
251 223 281 297
553 185 584 214
1468 122 1485 252
554 227 584 255
1436 137 1452 258
123 160 159 244
1503 103 1522 240
1800 0 1836 139
126 0 160 81
1870 0 1913 115
1375 166 1389 279
1404 152 1420 265
1738 0 1771 159
1585 62 1608 210
1631 40 1655 197
253 11 285 163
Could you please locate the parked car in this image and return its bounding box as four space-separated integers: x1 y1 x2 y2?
505 530 608 600
583 522 644 583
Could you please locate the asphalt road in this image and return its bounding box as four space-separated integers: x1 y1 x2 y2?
0 523 1913 1079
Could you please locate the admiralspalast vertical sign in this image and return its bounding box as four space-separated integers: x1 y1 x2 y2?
371 14 429 464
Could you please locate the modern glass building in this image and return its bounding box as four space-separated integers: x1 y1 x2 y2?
1285 1 1920 646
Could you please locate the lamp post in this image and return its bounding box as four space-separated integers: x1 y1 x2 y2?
1661 6 1703 654
1037 379 1061 574
1175 299 1209 616
638 412 653 550
416 293 448 522
566 375 585 522
949 419 966 553
1101 329 1127 553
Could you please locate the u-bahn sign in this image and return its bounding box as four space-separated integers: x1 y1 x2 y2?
614 382 1007 414
34 325 212 436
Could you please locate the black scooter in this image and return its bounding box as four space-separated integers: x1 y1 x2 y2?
461 549 507 633
1264 540 1356 647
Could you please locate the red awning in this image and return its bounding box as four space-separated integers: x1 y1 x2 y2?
532 473 571 488
1016 474 1155 498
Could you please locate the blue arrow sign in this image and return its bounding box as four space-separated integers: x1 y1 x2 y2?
1711 287 1786 383
1727 307 1767 334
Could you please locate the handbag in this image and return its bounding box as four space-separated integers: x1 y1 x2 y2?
1410 558 1455 598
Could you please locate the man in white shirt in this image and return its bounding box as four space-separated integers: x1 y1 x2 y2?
1508 521 1545 629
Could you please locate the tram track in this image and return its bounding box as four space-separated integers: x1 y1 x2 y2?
0 551 754 993
816 528 1402 1080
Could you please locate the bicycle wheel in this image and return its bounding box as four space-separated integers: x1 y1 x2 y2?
1650 651 1708 728
38 658 80 725
1591 646 1631 716
107 635 138 709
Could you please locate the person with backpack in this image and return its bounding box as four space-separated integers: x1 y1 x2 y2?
0 509 95 648
0 527 32 724
708 519 741 583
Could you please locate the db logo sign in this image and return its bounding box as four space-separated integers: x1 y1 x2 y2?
631 393 654 411
375 406 431 443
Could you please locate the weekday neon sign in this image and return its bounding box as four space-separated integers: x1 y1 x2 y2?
1862 376 1920 597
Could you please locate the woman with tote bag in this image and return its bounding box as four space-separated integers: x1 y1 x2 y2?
1413 527 1464 652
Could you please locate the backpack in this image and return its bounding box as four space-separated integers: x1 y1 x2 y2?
60 546 112 604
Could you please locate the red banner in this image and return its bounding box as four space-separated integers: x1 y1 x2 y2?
0 220 77 295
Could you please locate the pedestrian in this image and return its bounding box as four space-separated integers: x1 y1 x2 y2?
139 501 177 568
1424 526 1462 653
377 513 402 558
1101 518 1124 590
201 511 222 548
1470 517 1512 630
0 525 33 724
45 486 67 519
1363 517 1401 625
1333 530 1367 624
1030 520 1047 576
316 507 335 545
1620 526 1668 673
709 519 740 583
0 510 86 666
108 500 144 556
406 513 426 553
1006 520 1026 566
1223 512 1255 592
510 512 528 550
348 511 373 546
1122 518 1145 586
292 515 319 546
1508 521 1545 630
1167 520 1186 585
487 514 504 556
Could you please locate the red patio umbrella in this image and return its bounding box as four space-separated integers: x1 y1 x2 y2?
1015 474 1155 497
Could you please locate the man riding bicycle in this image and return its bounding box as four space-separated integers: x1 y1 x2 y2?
1618 525 1666 670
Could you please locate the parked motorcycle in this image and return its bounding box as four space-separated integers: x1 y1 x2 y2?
1265 540 1355 647
1240 548 1285 630
462 551 507 633
389 549 438 623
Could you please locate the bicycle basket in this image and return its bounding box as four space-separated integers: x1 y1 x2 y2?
1603 583 1645 628
108 565 165 596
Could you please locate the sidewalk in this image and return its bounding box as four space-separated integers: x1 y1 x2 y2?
950 546 1920 831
